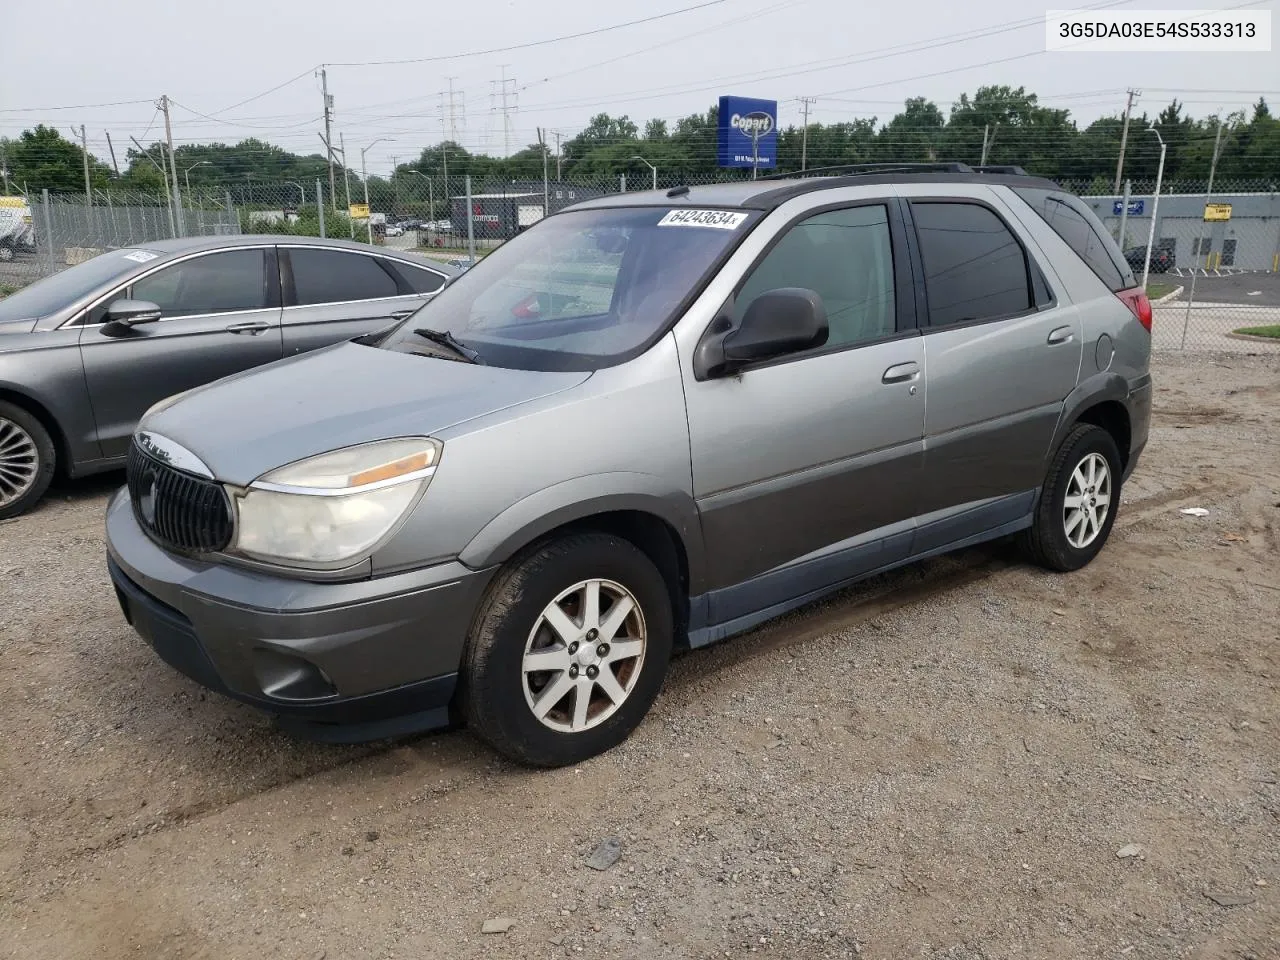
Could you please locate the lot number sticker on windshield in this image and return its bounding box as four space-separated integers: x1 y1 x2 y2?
122 250 158 263
657 209 748 230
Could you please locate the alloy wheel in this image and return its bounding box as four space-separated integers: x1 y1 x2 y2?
0 416 39 509
1063 452 1111 549
521 578 647 733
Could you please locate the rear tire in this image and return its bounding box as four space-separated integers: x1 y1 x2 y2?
460 533 674 767
0 400 56 520
1022 423 1122 572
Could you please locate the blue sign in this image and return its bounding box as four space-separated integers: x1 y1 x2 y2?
717 96 778 169
1113 199 1145 216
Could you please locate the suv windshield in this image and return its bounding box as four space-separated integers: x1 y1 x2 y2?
0 248 156 324
380 206 759 371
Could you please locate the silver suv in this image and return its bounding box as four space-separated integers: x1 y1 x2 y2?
105 165 1153 767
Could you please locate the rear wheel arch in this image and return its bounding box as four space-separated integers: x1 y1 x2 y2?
1073 400 1131 473
1049 374 1131 471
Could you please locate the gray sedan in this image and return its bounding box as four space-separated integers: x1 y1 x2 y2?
0 235 456 518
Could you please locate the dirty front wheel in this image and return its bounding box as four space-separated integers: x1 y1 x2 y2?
1022 423 1122 573
460 533 674 768
0 400 55 521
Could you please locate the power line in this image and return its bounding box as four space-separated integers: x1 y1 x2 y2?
324 0 730 68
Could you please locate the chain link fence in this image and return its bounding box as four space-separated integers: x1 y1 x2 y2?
4 171 1278 354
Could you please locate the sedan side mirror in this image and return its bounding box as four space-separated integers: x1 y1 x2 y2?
102 299 162 334
693 287 829 380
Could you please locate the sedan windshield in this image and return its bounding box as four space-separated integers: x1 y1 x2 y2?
379 206 759 371
0 248 157 323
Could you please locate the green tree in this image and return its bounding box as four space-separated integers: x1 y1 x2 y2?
2 125 112 194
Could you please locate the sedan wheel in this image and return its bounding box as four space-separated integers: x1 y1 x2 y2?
0 401 56 520
0 417 39 508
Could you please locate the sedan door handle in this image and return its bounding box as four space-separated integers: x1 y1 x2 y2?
1047 325 1075 345
881 361 920 384
389 309 415 320
225 320 271 335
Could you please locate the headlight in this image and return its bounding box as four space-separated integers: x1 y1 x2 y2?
230 438 440 565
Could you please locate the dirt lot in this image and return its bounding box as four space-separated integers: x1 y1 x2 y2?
1 350 1278 960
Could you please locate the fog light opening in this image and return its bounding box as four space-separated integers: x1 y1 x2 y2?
252 648 338 702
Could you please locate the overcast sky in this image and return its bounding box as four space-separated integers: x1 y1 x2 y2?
3 0 1277 174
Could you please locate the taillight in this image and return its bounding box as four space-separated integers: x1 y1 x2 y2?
1115 286 1152 332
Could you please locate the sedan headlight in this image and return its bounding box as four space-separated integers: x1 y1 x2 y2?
231 438 440 565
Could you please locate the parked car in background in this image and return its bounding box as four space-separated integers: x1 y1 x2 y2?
385 225 405 238
106 165 1152 767
0 196 37 262
0 235 456 518
1123 245 1172 274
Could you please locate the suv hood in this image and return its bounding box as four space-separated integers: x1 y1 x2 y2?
141 341 590 486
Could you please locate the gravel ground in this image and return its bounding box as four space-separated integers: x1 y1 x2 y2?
1 350 1277 960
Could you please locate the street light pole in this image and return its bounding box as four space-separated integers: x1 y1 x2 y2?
360 138 393 245
631 155 658 191
1141 129 1166 290
183 160 211 209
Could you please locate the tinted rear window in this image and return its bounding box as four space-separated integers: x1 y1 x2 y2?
288 249 401 305
1013 188 1135 292
911 201 1032 326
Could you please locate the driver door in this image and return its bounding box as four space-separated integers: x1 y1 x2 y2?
79 247 284 458
681 202 926 616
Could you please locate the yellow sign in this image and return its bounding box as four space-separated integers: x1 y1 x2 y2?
1204 202 1232 222
349 203 370 219
0 196 28 208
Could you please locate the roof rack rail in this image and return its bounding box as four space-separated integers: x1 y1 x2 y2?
972 165 1030 175
756 162 975 181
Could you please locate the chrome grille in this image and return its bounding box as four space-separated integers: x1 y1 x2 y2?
126 441 233 554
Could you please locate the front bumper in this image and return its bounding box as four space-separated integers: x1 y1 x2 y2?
105 488 495 742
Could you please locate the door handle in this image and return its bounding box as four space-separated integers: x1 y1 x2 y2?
881 361 920 384
389 309 415 320
1047 325 1074 345
225 320 271 335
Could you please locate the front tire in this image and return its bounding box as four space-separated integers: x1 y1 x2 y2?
460 533 674 767
1022 423 1122 572
0 400 56 520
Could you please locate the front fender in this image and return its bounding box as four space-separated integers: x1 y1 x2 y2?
458 471 707 594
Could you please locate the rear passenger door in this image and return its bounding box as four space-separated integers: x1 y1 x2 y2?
279 246 445 355
901 189 1081 550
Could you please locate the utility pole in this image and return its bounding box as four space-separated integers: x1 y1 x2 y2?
104 131 121 177
980 124 990 165
537 127 549 218
798 96 815 171
553 131 563 180
318 67 336 210
71 125 93 201
1113 87 1140 194
158 95 183 235
1181 115 1225 350
339 132 354 237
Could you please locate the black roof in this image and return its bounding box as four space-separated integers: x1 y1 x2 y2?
566 163 1062 214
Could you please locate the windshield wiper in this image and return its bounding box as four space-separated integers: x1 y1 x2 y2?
411 328 484 364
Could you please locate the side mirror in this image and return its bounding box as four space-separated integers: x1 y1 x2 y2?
693 288 828 380
103 299 162 334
